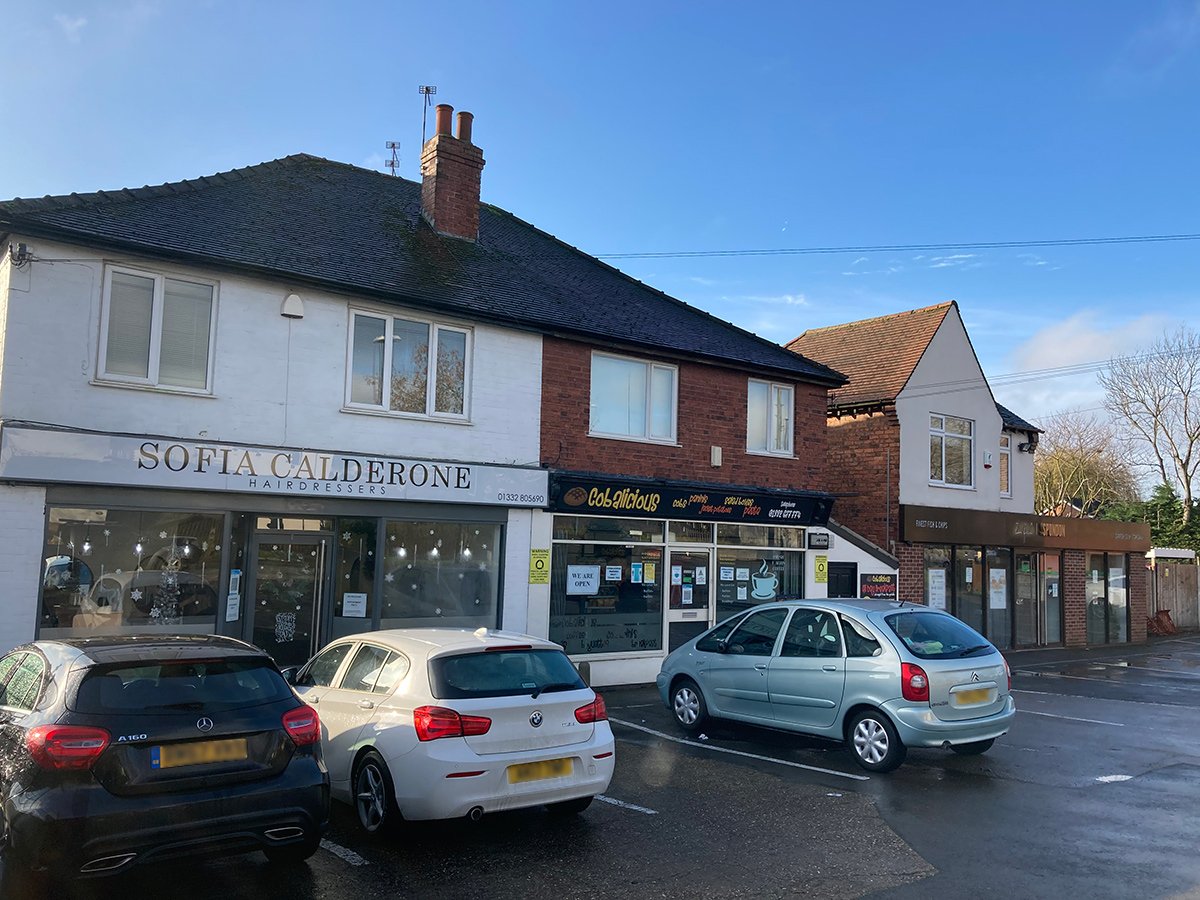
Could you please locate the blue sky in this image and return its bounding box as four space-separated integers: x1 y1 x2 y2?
5 1 1199 424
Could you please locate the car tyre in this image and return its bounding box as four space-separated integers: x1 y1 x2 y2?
671 678 709 734
263 831 322 864
353 750 398 834
847 710 907 773
546 796 594 816
950 738 995 756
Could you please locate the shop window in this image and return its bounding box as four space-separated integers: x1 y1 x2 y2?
747 380 794 455
589 353 677 443
999 435 1011 497
40 507 224 639
669 521 714 544
714 548 803 621
1086 552 1107 645
549 544 663 655
986 547 1012 649
99 266 216 392
347 311 470 418
554 516 664 543
954 546 985 634
716 524 803 549
924 546 951 611
930 414 974 487
380 521 499 629
332 518 377 639
1107 553 1128 643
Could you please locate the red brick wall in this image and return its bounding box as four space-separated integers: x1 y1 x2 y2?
823 410 901 550
420 133 485 241
1130 561 1148 644
541 337 828 490
896 542 925 604
1063 550 1087 647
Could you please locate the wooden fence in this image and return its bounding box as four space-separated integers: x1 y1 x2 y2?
1152 563 1200 630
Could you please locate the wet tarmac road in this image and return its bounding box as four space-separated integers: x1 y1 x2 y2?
50 635 1200 900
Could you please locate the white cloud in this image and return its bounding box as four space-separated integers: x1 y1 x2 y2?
54 13 87 42
851 256 869 266
929 253 978 269
725 293 808 307
1111 1 1200 84
688 276 718 287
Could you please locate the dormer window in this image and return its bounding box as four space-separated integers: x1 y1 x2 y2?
930 414 973 488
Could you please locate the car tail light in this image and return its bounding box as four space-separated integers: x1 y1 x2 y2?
282 706 321 746
901 663 930 702
26 725 110 771
413 706 492 741
574 693 607 724
1004 657 1012 691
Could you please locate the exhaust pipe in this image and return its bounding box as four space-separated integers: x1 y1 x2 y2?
80 853 137 874
467 806 484 822
264 826 306 841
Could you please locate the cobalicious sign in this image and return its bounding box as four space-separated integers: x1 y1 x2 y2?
0 426 548 507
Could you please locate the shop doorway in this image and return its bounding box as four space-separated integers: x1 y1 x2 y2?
666 549 713 651
248 534 330 667
1013 551 1063 648
828 562 857 598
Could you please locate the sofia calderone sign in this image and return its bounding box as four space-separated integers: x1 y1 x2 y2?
0 426 548 507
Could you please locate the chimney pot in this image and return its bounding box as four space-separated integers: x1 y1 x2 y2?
456 111 474 145
435 104 453 136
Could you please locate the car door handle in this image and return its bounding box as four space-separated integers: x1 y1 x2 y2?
358 700 375 710
822 665 837 672
755 664 768 672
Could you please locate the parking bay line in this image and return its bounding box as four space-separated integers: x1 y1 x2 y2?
609 717 870 782
1013 687 1182 710
596 794 658 815
320 839 369 867
1016 708 1125 727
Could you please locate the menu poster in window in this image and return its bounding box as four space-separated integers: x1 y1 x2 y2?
720 567 734 581
682 585 694 605
988 568 1007 609
735 567 751 582
696 567 707 586
644 563 657 584
631 563 644 583
342 592 368 618
671 566 683 586
737 586 748 600
605 566 623 582
567 565 601 595
859 573 897 600
927 569 947 609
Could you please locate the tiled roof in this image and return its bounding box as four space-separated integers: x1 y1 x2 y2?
784 303 953 408
0 155 845 386
996 403 1041 434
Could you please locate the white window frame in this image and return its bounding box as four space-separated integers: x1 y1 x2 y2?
929 413 974 489
588 351 678 444
343 309 472 421
746 379 794 456
999 434 1012 498
96 264 218 394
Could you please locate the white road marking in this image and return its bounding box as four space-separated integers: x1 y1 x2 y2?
320 839 369 867
1016 670 1197 691
1012 688 1183 709
609 717 870 782
596 794 658 815
1017 708 1125 727
1086 661 1200 678
611 703 659 709
1095 775 1134 783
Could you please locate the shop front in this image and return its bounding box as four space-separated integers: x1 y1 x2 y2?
4 424 547 664
540 473 834 685
901 505 1151 649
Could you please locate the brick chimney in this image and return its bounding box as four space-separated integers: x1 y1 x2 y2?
420 104 486 242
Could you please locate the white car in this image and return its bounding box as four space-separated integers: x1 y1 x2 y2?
287 628 615 831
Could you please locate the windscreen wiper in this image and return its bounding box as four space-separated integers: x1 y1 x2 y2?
531 682 578 699
956 645 990 657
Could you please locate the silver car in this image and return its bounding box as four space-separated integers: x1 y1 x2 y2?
656 599 1015 772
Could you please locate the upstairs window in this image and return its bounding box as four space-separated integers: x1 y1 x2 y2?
930 414 973 487
99 266 216 391
747 380 793 455
999 434 1012 497
589 353 677 443
347 312 470 418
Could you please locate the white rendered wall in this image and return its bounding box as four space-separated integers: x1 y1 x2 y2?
0 238 542 466
0 485 48 652
804 529 897 599
896 309 1007 512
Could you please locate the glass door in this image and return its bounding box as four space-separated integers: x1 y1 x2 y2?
666 549 713 651
1014 552 1039 648
249 535 329 667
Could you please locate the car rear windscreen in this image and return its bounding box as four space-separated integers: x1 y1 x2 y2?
884 612 994 660
430 649 585 700
73 659 293 714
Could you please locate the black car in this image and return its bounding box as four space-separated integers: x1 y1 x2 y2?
0 634 329 895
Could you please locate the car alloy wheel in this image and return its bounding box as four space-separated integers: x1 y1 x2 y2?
354 752 395 833
671 678 707 733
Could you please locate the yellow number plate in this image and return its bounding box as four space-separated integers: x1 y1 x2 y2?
507 758 573 784
152 738 248 770
955 688 991 705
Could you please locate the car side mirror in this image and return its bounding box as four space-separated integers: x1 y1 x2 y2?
279 666 300 685
715 639 729 654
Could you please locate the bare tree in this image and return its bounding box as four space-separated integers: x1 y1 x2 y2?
1099 327 1200 528
1034 409 1140 516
